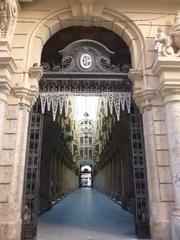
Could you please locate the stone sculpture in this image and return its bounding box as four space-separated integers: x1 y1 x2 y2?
155 12 180 57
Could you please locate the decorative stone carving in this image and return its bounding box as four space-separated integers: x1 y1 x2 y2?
0 0 17 39
133 89 157 113
128 69 157 112
155 12 180 57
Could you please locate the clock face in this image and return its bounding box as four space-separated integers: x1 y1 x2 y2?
80 53 92 70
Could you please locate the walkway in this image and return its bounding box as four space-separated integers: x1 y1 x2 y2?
37 188 137 240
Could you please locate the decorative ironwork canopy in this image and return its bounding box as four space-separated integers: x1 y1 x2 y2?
39 39 132 122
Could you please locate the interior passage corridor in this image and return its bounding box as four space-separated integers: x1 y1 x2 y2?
37 188 136 240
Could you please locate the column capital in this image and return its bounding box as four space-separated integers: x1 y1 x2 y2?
129 69 157 112
133 88 157 113
12 66 43 110
153 57 180 103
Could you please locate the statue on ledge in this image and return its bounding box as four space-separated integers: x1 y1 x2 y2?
155 12 180 57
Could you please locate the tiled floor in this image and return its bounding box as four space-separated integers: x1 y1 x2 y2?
37 188 144 240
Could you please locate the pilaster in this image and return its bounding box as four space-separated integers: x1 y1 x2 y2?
129 69 173 240
0 41 16 153
153 57 180 240
0 65 42 239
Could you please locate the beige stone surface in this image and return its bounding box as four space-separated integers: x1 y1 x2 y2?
0 150 15 166
0 166 12 184
0 185 9 203
156 150 170 166
160 183 174 201
159 166 172 183
154 121 167 135
152 106 165 121
4 120 18 134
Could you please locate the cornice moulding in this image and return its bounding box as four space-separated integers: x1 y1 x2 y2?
153 57 180 77
153 57 180 103
13 86 38 109
0 56 17 74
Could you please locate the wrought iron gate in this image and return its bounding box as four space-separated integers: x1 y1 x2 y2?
130 104 150 238
22 102 43 240
21 39 150 239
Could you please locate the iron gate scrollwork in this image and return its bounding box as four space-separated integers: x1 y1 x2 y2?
22 102 43 240
130 104 150 238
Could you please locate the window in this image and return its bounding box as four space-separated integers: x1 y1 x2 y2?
80 150 83 158
89 150 92 158
80 137 83 144
84 148 88 157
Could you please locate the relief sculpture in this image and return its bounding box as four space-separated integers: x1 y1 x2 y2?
0 0 17 39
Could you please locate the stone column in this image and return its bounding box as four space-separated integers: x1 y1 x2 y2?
0 42 16 239
129 68 174 240
0 66 42 240
153 57 180 240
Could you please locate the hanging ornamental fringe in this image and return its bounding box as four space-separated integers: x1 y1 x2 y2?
39 92 131 121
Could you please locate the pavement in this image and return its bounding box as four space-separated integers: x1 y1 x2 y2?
37 188 148 240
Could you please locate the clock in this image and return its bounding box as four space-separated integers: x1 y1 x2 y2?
80 53 93 70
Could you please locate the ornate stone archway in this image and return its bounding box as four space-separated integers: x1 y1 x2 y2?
0 1 180 240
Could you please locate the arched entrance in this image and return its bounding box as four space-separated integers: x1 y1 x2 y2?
80 165 92 187
21 26 150 240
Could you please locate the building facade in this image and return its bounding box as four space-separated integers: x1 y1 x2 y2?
0 0 180 240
